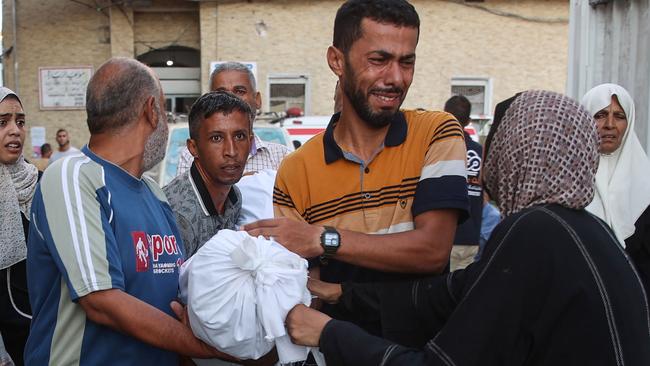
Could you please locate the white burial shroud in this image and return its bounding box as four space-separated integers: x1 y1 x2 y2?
236 169 277 226
179 229 314 363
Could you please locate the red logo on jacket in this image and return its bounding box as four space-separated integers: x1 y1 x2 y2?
131 231 181 273
132 231 150 272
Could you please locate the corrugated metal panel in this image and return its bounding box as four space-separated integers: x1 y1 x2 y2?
567 0 650 152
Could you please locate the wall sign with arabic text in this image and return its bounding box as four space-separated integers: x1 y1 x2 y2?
39 67 93 110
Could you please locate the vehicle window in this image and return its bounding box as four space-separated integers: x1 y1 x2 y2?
164 127 190 186
253 127 287 146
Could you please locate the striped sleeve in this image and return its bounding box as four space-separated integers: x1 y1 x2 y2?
272 158 306 222
39 156 124 300
413 115 469 218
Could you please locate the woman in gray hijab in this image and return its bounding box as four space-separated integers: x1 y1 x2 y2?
0 87 37 365
284 91 650 366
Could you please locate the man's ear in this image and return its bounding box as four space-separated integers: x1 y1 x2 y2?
187 138 199 159
254 91 262 111
327 46 344 77
144 95 158 131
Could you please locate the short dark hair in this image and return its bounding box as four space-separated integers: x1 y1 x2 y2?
444 95 472 126
40 143 52 155
56 128 67 135
86 58 160 134
333 0 420 54
188 91 254 140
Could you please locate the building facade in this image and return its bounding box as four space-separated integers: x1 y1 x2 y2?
2 0 569 155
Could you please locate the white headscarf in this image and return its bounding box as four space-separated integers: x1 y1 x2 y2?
0 87 38 269
581 83 650 247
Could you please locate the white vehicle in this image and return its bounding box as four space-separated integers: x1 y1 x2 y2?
252 123 295 152
145 121 190 187
279 115 481 147
278 115 331 148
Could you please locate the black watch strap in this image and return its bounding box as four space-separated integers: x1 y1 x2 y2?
320 226 340 265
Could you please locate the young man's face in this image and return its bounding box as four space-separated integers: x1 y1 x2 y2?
210 70 261 114
190 110 252 187
56 131 69 147
341 18 418 128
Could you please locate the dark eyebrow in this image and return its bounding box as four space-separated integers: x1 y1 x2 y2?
0 113 25 118
368 50 393 58
367 50 416 61
400 53 416 61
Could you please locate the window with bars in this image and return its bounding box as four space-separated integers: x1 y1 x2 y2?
267 75 309 114
450 77 492 118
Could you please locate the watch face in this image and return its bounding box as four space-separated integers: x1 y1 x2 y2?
323 232 339 247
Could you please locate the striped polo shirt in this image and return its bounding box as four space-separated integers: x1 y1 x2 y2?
26 146 184 365
273 110 469 284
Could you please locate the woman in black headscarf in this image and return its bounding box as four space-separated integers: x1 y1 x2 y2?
0 87 36 365
285 91 650 366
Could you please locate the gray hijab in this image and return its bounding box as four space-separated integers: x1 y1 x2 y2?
483 90 599 217
0 87 38 270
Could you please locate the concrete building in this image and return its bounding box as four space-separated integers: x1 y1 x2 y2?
2 0 569 155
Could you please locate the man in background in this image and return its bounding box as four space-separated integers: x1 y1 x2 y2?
444 95 483 270
48 128 79 165
33 143 52 171
176 62 291 176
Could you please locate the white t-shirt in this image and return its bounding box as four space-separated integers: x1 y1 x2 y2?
49 146 80 165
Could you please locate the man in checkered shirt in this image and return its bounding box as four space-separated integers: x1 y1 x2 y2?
176 62 291 176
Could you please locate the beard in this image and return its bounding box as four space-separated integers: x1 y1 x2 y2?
142 105 168 172
342 61 404 129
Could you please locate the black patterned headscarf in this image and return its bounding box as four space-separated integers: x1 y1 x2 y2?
483 90 599 217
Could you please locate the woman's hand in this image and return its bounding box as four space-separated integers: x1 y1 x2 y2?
286 304 332 347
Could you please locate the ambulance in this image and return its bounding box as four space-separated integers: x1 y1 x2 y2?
279 115 331 148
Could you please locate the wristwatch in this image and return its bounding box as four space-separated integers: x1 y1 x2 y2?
320 226 341 265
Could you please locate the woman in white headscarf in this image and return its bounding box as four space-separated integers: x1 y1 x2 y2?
581 83 650 298
0 87 37 365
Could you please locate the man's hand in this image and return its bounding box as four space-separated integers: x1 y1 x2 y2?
286 304 332 347
308 278 342 304
172 301 199 366
171 300 190 326
243 218 323 258
169 301 239 361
